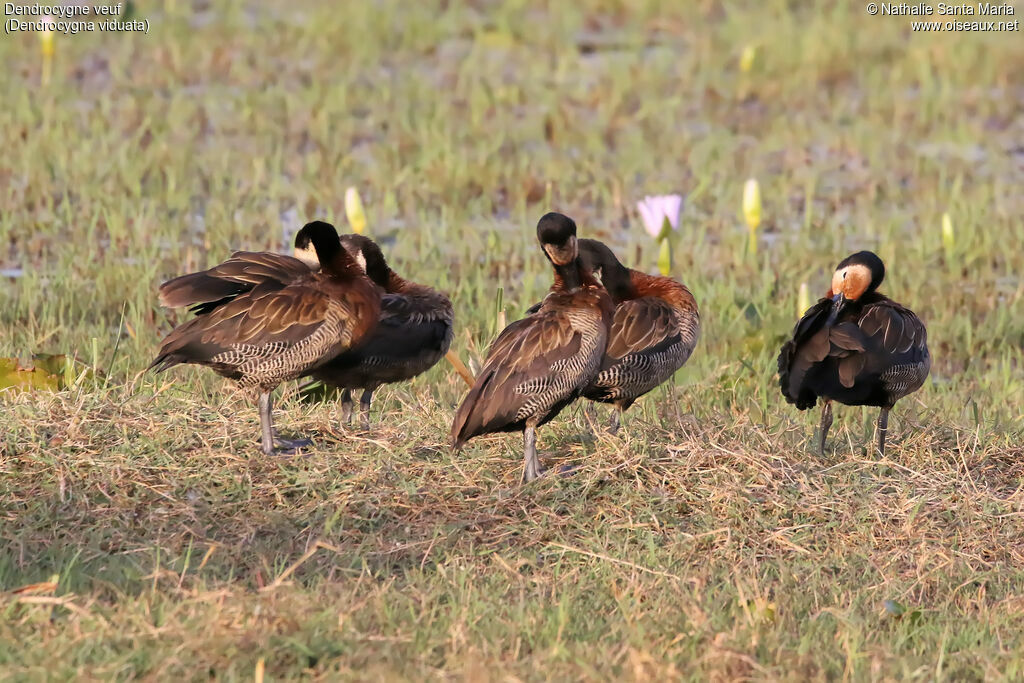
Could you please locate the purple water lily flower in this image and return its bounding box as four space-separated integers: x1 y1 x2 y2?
637 195 683 239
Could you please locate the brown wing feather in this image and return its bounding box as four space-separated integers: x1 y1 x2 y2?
158 252 313 311
858 303 925 355
605 298 678 360
156 285 329 359
778 296 929 409
151 271 381 390
777 298 832 408
451 312 583 446
857 301 930 400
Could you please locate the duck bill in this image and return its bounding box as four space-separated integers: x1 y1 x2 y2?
826 293 846 325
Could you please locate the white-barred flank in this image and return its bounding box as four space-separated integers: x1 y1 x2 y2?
211 305 350 390
588 308 700 402
513 308 607 422
880 360 931 401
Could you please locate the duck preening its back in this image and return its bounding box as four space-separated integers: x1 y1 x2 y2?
777 250 930 456
151 221 381 456
451 212 613 482
309 234 455 429
575 239 700 433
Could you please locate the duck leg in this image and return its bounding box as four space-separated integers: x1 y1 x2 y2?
340 389 354 425
259 391 312 455
608 407 622 436
359 389 373 431
818 400 833 455
522 425 543 483
608 398 635 436
259 391 275 456
877 407 890 457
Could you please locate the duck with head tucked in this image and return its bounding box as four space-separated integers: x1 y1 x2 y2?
303 233 456 431
151 221 381 456
575 238 700 433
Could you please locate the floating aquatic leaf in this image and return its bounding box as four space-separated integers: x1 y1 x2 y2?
0 354 95 393
0 357 59 392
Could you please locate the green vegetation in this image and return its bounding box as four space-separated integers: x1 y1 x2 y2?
2 0 1023 678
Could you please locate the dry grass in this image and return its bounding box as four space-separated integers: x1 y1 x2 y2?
2 0 1024 678
3 378 1024 679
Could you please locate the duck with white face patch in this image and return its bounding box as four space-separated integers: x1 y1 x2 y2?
777 251 930 457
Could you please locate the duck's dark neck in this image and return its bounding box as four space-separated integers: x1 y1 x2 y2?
386 269 413 293
553 259 597 292
602 261 635 301
320 245 360 279
858 291 888 307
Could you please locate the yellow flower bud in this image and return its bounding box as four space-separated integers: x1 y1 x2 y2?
742 178 761 231
941 212 954 260
739 44 757 73
797 282 809 317
656 237 671 276
345 186 367 235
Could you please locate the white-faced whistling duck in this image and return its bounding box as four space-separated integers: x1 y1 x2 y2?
151 221 381 456
301 233 455 430
777 251 930 456
451 212 613 482
575 238 700 433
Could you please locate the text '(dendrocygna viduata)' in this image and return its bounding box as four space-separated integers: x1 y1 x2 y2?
451 212 613 482
777 251 930 456
151 221 381 455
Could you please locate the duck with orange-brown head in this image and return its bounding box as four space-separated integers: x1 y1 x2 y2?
778 251 930 456
451 212 613 482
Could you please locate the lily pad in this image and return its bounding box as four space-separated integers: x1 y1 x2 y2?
0 354 94 393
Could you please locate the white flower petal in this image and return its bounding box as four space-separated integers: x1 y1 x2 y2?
637 198 660 238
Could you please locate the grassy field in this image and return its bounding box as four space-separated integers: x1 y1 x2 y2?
2 0 1024 678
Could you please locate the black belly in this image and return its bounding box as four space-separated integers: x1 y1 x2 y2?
804 360 891 408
